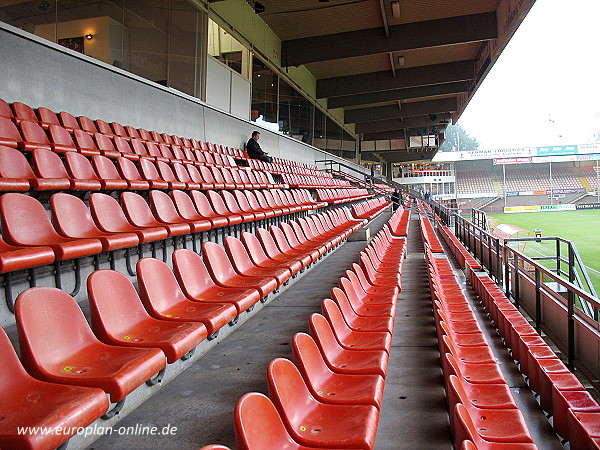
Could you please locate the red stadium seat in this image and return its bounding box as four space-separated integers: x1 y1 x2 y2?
121 191 189 238
292 332 384 409
189 190 230 228
267 358 379 450
0 193 103 260
87 270 207 363
150 190 211 233
0 116 24 148
173 248 261 314
329 289 394 332
241 231 302 275
206 191 244 225
136 257 237 336
309 313 388 378
116 157 151 190
0 146 35 191
91 154 131 190
50 193 140 252
338 278 396 316
0 236 54 274
0 327 109 450
33 148 101 190
15 287 167 402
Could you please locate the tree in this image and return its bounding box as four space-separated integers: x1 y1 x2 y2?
438 123 480 152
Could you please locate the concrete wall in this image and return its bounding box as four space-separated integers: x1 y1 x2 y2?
0 22 362 172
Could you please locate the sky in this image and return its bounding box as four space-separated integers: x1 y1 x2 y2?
458 0 600 150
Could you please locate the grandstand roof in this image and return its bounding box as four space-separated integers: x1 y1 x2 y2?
248 0 535 163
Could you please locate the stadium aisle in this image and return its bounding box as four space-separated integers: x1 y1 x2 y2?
375 212 452 449
91 211 393 450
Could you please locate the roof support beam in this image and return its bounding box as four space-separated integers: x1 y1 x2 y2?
362 126 447 142
328 81 469 109
317 60 474 98
355 113 451 134
282 12 497 66
345 98 457 124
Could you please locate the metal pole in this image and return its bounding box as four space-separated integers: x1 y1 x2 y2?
503 164 506 210
534 268 542 333
549 161 553 205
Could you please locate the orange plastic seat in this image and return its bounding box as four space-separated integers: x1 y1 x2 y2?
337 279 396 317
265 226 313 268
0 145 36 191
116 157 151 190
454 404 538 450
309 313 388 378
224 236 291 286
292 333 384 409
0 236 55 274
89 193 168 244
235 392 343 450
32 148 101 190
122 191 190 237
0 116 23 148
189 190 230 228
0 193 103 260
50 193 139 253
267 358 379 450
0 327 109 450
15 287 166 402
207 191 244 225
72 129 101 156
221 190 256 222
87 270 207 363
150 189 211 233
173 248 260 313
243 190 276 218
444 353 506 385
241 231 302 275
202 241 278 299
321 299 392 353
137 257 237 336
91 154 131 190
567 410 600 450
344 271 398 305
329 290 394 332
199 445 233 450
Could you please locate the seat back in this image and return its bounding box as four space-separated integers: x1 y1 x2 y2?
0 116 23 145
0 146 36 178
15 287 102 375
117 157 145 182
233 190 253 212
234 392 301 450
256 228 284 259
220 167 236 184
172 162 194 183
95 119 113 136
157 161 178 183
32 148 69 179
224 236 255 273
89 192 133 232
269 225 294 253
0 193 62 246
292 332 332 388
94 133 116 152
221 190 243 214
289 221 309 244
0 98 13 119
206 191 230 216
114 136 135 156
65 151 100 181
139 158 164 183
253 190 271 209
137 257 189 313
191 191 218 218
172 248 219 298
48 124 76 147
137 128 153 142
121 191 160 227
243 190 263 211
308 313 343 361
171 190 202 220
92 155 124 180
21 121 50 146
12 102 37 122
51 193 102 237
241 231 269 266
111 122 128 138
87 269 154 338
280 222 302 247
200 165 219 183
58 111 80 131
267 358 319 431
73 129 98 152
185 164 204 183
150 190 183 223
330 288 359 321
125 126 142 140
321 298 352 342
202 241 238 284
145 141 163 159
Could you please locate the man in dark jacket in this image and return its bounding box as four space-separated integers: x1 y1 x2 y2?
246 131 272 163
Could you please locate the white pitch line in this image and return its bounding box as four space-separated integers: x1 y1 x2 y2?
526 245 600 276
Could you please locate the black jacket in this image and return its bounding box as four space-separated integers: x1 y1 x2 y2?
246 138 265 158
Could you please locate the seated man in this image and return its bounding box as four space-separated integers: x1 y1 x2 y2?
246 131 272 163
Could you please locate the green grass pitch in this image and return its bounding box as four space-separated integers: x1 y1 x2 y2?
489 210 600 298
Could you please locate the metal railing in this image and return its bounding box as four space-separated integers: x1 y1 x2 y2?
431 200 600 382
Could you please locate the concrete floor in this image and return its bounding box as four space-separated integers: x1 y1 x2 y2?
88 208 562 450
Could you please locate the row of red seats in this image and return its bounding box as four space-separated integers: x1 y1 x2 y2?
219 213 408 449
0 99 330 179
247 158 327 177
0 146 284 193
426 248 537 449
438 224 483 271
420 214 445 253
1 208 364 449
386 207 411 236
281 173 352 189
0 189 322 305
351 197 391 220
467 266 600 448
315 188 372 204
0 99 246 158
